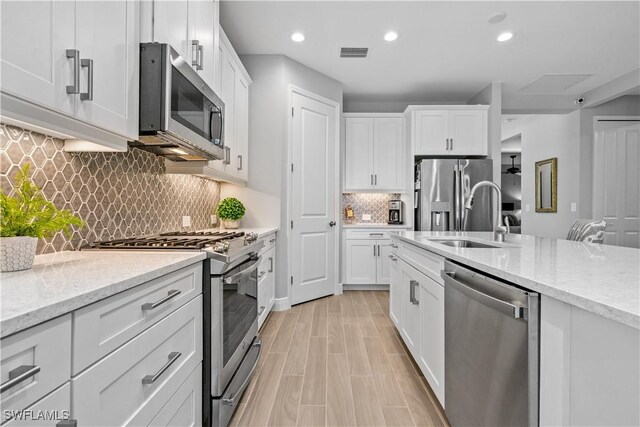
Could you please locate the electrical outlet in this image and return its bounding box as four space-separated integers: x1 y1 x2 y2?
362 214 372 221
182 216 191 227
525 204 530 212
571 202 577 212
211 215 217 224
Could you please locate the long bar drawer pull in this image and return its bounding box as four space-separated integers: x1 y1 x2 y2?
142 352 181 384
1 365 41 393
388 255 397 261
390 243 398 249
369 233 384 236
56 420 78 427
141 289 181 311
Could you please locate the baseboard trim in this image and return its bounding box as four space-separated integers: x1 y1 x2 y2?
272 296 291 311
342 284 390 291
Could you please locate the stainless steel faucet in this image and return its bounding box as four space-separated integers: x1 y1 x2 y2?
464 181 507 242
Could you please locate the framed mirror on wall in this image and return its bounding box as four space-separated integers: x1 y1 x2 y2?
535 157 557 212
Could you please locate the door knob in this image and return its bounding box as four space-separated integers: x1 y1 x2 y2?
329 221 336 227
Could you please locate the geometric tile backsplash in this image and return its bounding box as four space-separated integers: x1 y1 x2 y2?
342 192 401 223
0 123 220 255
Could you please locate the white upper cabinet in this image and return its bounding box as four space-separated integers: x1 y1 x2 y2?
344 115 404 192
0 1 75 116
0 0 138 146
409 106 488 156
75 0 139 140
234 75 249 181
189 0 218 91
344 118 374 190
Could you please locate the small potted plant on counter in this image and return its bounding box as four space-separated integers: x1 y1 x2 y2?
0 164 84 272
216 197 245 229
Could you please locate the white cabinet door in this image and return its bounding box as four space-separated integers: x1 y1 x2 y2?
152 0 190 63
149 364 202 427
74 0 138 139
373 118 404 191
0 1 75 115
189 0 217 90
414 110 448 156
234 74 249 181
449 110 487 156
345 240 377 285
376 240 393 284
344 118 374 190
418 276 445 406
389 254 402 329
3 383 71 427
220 43 237 176
400 260 421 358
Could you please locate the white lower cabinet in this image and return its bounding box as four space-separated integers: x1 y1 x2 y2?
72 296 202 426
3 383 71 427
390 239 445 407
344 229 393 286
258 233 277 329
149 364 202 427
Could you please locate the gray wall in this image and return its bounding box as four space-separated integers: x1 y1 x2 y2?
222 54 343 306
578 95 640 217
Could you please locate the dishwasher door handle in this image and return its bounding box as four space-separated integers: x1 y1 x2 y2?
442 271 525 319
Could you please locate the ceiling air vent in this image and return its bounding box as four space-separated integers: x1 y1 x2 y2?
340 47 369 58
520 74 592 92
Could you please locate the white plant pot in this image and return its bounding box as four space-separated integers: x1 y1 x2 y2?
222 220 240 229
0 236 38 272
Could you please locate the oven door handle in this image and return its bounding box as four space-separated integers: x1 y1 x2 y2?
223 255 261 284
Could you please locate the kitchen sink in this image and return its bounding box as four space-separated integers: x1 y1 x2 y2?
428 239 502 249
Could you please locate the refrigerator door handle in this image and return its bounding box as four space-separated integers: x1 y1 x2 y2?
453 167 460 230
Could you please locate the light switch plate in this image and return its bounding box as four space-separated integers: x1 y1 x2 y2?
182 216 191 227
362 214 372 221
571 202 577 212
525 204 530 212
211 215 217 224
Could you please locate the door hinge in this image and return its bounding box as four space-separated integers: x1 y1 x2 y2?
290 276 293 285
291 107 294 117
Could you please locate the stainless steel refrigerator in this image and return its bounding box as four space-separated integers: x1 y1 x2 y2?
415 159 494 232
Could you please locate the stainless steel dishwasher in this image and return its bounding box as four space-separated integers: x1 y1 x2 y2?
441 261 539 427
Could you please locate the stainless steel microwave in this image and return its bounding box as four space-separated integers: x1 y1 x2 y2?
136 43 224 161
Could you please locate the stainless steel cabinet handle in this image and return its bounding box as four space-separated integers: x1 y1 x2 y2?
56 419 78 427
377 244 380 256
224 146 231 165
197 44 204 70
373 244 376 257
269 238 276 243
80 58 93 101
191 40 200 67
446 138 450 150
141 289 181 311
370 174 374 185
66 49 80 94
258 306 266 315
451 138 453 150
1 365 41 393
237 155 242 171
222 339 262 406
258 271 266 279
388 255 397 261
268 256 274 273
369 232 384 236
409 280 419 305
374 174 377 185
390 243 398 249
142 352 181 384
442 271 525 318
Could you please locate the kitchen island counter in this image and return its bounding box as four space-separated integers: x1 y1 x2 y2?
391 231 640 329
0 250 206 338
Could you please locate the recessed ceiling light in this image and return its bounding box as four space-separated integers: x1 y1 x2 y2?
497 32 513 42
291 32 305 42
384 31 398 42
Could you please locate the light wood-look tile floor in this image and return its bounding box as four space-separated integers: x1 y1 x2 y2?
230 291 449 427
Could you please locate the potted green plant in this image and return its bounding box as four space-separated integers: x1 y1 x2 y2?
216 197 246 229
0 164 84 272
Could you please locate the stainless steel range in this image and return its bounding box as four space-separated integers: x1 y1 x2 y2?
83 230 264 427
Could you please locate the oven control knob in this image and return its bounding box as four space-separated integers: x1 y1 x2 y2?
213 242 230 253
244 232 258 244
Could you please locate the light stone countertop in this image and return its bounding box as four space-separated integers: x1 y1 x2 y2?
205 227 278 237
342 223 411 229
391 231 640 329
0 250 206 338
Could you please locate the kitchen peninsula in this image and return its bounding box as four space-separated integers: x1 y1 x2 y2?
388 231 639 427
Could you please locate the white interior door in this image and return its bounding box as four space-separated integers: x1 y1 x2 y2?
290 89 338 305
594 120 640 248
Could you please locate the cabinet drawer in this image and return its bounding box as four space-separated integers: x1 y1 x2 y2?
1 315 71 422
346 229 391 240
72 296 203 427
3 383 71 427
259 233 277 254
401 242 445 284
149 363 202 427
390 239 401 255
72 263 202 374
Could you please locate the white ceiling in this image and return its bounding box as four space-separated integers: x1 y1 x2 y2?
220 1 640 103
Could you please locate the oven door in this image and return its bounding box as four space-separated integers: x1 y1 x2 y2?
215 255 260 394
